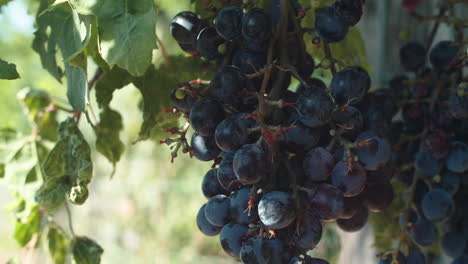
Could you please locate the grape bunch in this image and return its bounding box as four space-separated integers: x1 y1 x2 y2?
166 1 397 263
376 8 468 264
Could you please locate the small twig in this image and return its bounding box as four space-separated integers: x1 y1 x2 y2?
156 33 170 65
426 7 448 48
324 43 337 75
88 68 104 91
64 202 76 237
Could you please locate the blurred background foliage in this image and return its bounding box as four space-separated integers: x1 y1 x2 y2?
0 0 457 263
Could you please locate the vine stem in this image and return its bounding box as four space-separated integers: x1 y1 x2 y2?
65 202 76 237
324 43 337 75
425 7 448 48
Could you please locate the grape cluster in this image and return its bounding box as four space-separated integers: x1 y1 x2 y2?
167 1 397 263
377 33 467 264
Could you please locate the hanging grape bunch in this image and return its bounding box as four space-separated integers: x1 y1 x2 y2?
165 0 395 263
376 1 468 264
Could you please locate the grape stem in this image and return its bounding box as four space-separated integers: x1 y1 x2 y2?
65 202 76 237
323 43 337 76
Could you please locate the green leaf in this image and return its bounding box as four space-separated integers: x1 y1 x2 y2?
70 0 157 76
96 107 125 169
14 205 41 246
4 142 37 187
39 118 93 206
0 163 5 178
132 56 213 141
17 88 58 141
95 66 133 108
47 226 68 264
71 236 104 264
5 257 20 264
0 58 20 80
329 27 370 72
35 177 69 209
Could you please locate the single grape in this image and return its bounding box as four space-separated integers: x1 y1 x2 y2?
201 169 228 199
171 87 196 113
219 223 249 258
406 247 426 264
330 66 371 106
240 237 271 264
399 41 426 72
196 204 222 236
315 6 348 43
341 195 363 219
190 133 221 161
215 6 243 40
281 122 321 154
189 98 225 136
205 194 231 227
258 191 296 229
355 131 391 171
332 0 363 26
332 106 364 139
230 188 259 225
170 11 204 54
209 65 251 111
242 8 272 44
423 129 451 160
414 150 443 179
432 170 461 196
215 115 259 153
296 89 334 127
331 160 367 197
421 188 454 222
196 26 225 60
407 218 437 247
308 184 345 220
365 161 394 186
336 205 368 232
296 78 327 95
217 153 243 192
232 49 267 75
233 144 268 185
363 183 394 212
446 141 468 173
264 239 293 264
289 210 322 251
303 147 335 182
441 232 466 258
430 40 459 71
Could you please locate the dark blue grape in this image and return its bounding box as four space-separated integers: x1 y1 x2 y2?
171 88 196 113
333 106 364 139
407 218 437 246
378 251 406 264
190 133 221 161
170 11 204 54
242 8 272 45
402 103 428 135
452 255 468 264
240 237 271 264
215 115 259 153
303 147 335 182
399 41 426 72
258 191 296 229
430 40 459 71
423 129 451 160
296 89 334 128
331 160 367 197
189 98 225 136
412 180 429 214
308 184 345 220
297 78 327 94
355 131 391 171
441 232 465 258
365 161 394 186
414 150 443 179
406 247 425 264
196 26 225 60
265 239 293 264
276 156 306 190
196 204 222 236
230 188 259 224
332 0 363 26
201 169 228 199
205 194 231 226
217 154 243 192
342 195 363 219
232 49 267 75
331 66 371 106
209 65 251 111
233 144 268 185
421 188 454 222
432 170 460 195
281 122 321 154
289 210 322 251
363 183 394 212
315 6 348 43
446 141 468 173
337 205 368 232
219 222 249 258
215 6 243 40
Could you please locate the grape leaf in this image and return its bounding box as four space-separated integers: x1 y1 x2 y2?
71 236 104 264
132 56 213 141
33 1 106 111
35 177 70 209
70 0 157 76
17 88 58 141
0 163 5 178
38 118 93 206
95 66 133 108
329 27 370 72
96 107 125 170
14 205 41 247
0 58 20 80
48 226 68 264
